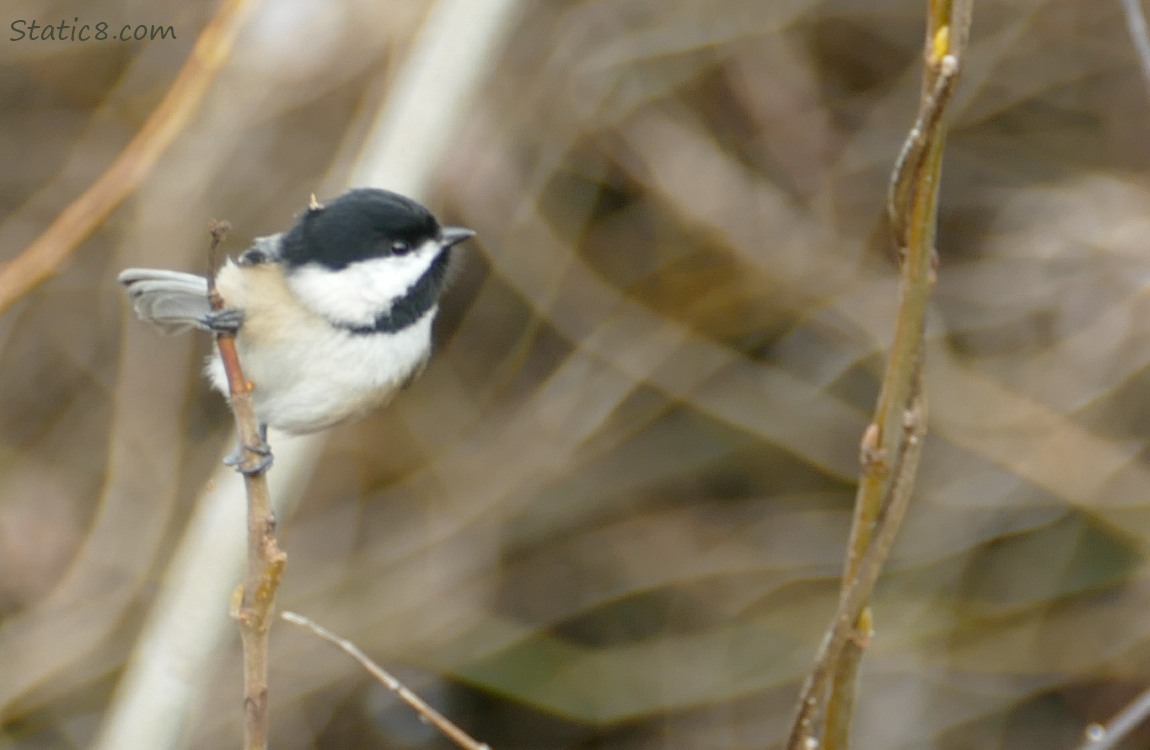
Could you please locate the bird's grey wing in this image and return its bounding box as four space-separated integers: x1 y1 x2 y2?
118 268 212 335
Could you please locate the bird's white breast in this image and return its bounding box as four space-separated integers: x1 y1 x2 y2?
207 261 435 433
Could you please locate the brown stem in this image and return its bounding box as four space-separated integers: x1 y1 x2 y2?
208 220 287 750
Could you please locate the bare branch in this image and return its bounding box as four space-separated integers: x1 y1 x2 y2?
785 2 973 747
207 221 287 750
1076 684 1150 750
282 611 490 750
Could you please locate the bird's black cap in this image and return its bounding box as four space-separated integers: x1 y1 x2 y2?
280 188 442 270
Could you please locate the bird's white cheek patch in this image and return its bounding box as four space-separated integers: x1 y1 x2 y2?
286 239 440 326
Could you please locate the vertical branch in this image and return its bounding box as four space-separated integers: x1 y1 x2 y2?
784 2 972 748
207 220 287 750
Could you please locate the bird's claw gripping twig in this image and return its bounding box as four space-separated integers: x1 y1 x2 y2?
224 424 273 475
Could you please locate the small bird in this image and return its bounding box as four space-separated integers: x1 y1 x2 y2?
120 188 474 469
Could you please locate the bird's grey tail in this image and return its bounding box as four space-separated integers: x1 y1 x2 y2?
118 268 212 335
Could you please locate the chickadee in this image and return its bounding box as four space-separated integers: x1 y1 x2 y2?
119 188 474 463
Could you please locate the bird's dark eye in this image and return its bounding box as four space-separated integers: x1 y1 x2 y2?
237 248 270 266
391 241 412 256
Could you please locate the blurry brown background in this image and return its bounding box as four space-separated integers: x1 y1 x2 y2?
3 0 1150 748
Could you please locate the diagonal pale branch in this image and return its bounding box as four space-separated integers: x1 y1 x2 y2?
784 1 973 748
0 0 256 316
282 612 490 750
1076 684 1150 750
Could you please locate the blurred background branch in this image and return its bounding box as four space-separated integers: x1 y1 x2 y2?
4 0 1150 748
0 0 252 315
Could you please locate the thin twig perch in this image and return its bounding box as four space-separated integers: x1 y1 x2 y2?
207 220 287 750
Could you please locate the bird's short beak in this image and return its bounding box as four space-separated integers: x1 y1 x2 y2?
440 226 476 248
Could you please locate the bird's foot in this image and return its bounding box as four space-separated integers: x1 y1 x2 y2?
224 427 273 475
